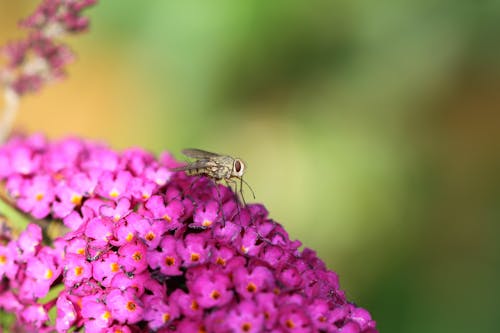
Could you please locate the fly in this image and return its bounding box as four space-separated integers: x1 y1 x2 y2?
171 148 255 205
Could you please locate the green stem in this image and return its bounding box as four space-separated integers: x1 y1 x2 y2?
0 194 32 231
0 88 19 144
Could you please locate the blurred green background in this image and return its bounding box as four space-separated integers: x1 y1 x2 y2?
2 1 500 332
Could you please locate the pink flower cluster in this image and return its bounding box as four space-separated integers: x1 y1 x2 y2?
1 0 97 95
0 135 377 332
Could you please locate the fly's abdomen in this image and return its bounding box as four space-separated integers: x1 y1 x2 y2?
186 168 205 176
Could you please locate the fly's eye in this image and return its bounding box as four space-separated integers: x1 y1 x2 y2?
234 160 242 173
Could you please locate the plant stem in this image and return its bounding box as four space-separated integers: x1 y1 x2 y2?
0 88 19 144
0 191 32 231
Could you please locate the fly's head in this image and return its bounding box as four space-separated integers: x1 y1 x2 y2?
231 158 245 178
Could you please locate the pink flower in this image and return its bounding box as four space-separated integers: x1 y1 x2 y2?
147 236 183 276
192 199 220 228
106 288 144 324
96 171 133 200
81 294 112 331
16 175 55 219
188 269 233 309
10 146 40 175
0 135 377 332
132 214 166 249
25 250 61 298
64 253 92 286
143 296 180 330
100 197 132 222
20 304 48 329
233 266 275 300
56 293 77 332
177 232 210 267
0 243 19 281
145 195 185 229
17 223 42 260
226 300 265 333
53 172 94 217
118 241 148 274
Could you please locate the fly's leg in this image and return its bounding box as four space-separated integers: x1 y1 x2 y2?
214 183 227 226
225 178 242 222
239 177 246 206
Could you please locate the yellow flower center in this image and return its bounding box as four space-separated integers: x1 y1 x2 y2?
53 173 64 181
246 282 257 293
165 256 175 266
132 251 142 261
44 269 54 279
126 301 137 312
101 310 111 320
190 300 199 310
210 290 221 300
242 323 252 332
145 231 155 241
70 194 82 206
110 262 120 272
74 266 83 276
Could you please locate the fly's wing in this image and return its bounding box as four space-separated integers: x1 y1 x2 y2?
170 161 208 172
181 148 220 159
